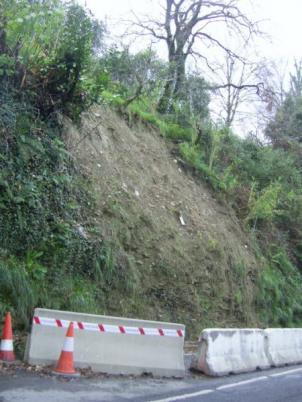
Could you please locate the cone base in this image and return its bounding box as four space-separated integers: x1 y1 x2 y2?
0 351 15 362
52 370 80 378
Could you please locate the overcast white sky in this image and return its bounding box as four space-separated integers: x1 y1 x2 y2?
79 0 302 62
78 0 302 135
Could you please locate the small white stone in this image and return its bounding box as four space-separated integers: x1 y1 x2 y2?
179 214 185 226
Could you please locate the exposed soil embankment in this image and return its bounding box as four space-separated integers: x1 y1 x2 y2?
64 105 261 337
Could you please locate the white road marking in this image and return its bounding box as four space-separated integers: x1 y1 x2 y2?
216 376 268 390
148 389 214 402
148 367 302 402
270 368 302 377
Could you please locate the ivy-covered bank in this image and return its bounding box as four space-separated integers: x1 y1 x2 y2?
0 0 118 327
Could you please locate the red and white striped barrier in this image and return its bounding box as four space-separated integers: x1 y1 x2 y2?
33 316 184 338
26 308 186 377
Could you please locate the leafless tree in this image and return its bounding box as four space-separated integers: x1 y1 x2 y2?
130 0 259 113
210 54 263 128
253 59 289 133
257 60 287 111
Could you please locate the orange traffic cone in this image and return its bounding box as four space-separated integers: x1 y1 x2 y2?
53 322 80 377
0 312 16 362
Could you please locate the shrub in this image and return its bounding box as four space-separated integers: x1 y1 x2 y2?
179 142 224 191
258 249 302 327
246 182 282 227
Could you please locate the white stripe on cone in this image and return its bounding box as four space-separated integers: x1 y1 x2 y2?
62 337 74 352
0 339 13 351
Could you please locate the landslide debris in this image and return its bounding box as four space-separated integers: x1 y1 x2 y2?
64 105 261 337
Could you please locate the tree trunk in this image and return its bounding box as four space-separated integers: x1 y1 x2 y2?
157 55 187 114
173 56 186 99
157 62 175 114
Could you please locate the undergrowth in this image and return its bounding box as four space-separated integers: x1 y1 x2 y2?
0 92 125 328
0 0 129 330
258 248 302 327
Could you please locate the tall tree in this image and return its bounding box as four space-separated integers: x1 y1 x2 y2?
131 0 258 113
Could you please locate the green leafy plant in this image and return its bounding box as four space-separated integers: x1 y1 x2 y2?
246 182 282 227
258 249 302 327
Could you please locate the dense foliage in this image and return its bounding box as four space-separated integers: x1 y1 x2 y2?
0 0 122 328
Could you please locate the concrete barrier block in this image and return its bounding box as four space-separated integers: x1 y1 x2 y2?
26 308 185 377
191 328 270 376
265 328 302 367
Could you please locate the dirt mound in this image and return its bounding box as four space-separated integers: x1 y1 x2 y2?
64 105 261 338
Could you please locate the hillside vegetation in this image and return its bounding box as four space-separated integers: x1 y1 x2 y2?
1 0 302 339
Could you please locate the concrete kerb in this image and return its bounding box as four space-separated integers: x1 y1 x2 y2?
25 308 185 378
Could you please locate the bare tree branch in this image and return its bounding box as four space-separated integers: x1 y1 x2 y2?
210 82 264 94
126 0 260 114
209 53 266 127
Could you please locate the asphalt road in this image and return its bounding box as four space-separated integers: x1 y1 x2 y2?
0 365 302 402
145 367 302 402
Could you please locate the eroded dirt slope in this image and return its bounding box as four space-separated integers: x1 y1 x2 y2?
64 105 261 337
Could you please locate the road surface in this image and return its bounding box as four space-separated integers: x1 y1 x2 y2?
0 365 301 401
